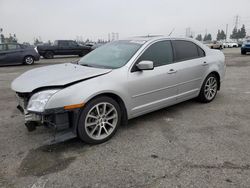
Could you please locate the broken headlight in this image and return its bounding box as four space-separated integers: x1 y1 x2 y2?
27 90 59 112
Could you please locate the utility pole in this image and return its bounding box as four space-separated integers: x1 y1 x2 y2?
234 15 240 29
226 24 228 41
0 28 3 43
185 27 191 37
108 33 110 42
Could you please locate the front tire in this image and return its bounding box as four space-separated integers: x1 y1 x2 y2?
197 74 218 103
77 96 121 144
241 50 246 55
23 56 34 65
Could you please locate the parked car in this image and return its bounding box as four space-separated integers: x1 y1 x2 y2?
241 40 250 54
11 37 226 144
37 40 92 59
223 42 238 48
205 41 223 49
223 42 229 48
0 43 40 66
228 42 238 48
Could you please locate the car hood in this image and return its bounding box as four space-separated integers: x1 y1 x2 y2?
11 63 112 93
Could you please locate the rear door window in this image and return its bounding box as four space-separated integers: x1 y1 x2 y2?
69 41 78 47
7 44 20 50
59 41 69 47
197 46 205 57
172 40 204 62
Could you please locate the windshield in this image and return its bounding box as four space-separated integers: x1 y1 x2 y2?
78 40 143 69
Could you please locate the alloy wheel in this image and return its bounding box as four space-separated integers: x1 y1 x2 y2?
85 102 118 140
25 56 34 64
204 77 217 100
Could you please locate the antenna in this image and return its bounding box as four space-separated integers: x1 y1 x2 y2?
168 28 175 36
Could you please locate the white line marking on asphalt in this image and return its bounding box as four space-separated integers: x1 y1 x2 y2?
31 178 48 188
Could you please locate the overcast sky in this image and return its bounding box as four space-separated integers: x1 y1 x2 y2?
1 0 250 43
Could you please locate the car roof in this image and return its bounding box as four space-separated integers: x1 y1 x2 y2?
125 36 199 43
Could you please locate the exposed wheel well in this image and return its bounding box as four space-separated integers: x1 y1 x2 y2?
89 93 128 126
210 71 221 90
23 55 34 59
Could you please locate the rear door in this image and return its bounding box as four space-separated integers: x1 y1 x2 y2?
57 41 71 55
127 40 179 117
5 44 23 64
68 41 80 55
171 40 208 101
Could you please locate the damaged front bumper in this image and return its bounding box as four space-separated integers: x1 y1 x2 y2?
16 93 80 144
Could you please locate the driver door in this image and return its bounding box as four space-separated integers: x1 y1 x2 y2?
127 40 179 117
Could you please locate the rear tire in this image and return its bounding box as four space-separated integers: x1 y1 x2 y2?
44 51 54 59
197 73 218 103
77 96 121 144
23 56 34 65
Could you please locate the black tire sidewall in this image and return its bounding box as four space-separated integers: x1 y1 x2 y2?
77 96 122 144
198 74 218 103
24 56 34 65
45 51 54 59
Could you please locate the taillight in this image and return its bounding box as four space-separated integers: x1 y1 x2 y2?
34 47 38 53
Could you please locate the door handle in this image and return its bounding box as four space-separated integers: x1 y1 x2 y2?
167 69 177 74
202 61 208 66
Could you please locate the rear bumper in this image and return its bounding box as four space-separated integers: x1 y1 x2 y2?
34 54 40 61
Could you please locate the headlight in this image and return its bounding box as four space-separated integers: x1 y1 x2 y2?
242 43 245 47
27 90 59 112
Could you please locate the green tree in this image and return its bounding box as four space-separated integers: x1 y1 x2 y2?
216 30 221 40
204 33 212 41
207 34 212 41
34 38 42 46
196 34 202 41
47 40 52 45
239 25 246 39
230 27 240 40
0 34 4 43
217 30 226 40
220 30 226 40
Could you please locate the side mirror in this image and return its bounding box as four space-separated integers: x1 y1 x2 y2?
136 61 154 71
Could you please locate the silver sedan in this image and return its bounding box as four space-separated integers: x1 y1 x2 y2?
11 36 226 144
